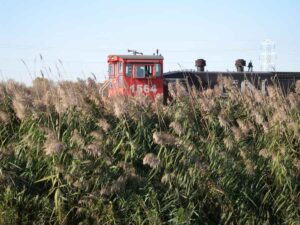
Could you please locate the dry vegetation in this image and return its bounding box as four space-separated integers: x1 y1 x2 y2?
1 77 300 224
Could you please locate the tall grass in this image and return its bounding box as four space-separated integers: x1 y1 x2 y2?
0 77 300 224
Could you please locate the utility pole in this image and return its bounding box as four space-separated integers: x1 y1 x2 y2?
260 39 276 71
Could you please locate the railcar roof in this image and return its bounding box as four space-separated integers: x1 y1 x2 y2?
163 71 300 81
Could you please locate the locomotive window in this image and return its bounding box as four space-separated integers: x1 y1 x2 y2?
125 64 132 77
155 64 161 77
118 75 123 87
118 62 123 73
108 64 113 76
145 65 153 77
136 66 145 78
135 65 153 78
113 64 117 78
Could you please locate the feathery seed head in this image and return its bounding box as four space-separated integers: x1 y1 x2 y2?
237 119 250 135
113 100 126 118
153 131 177 145
73 180 83 189
245 159 256 175
143 153 161 169
0 111 10 124
169 121 184 136
287 93 298 109
218 114 229 128
267 86 280 99
85 144 101 157
100 186 111 196
254 90 264 103
0 85 5 99
12 92 32 120
270 109 287 125
110 175 127 194
43 132 64 156
90 131 103 141
293 159 300 171
70 129 85 147
221 77 234 89
295 80 300 94
223 137 234 149
259 148 269 158
161 173 171 184
240 150 247 160
280 147 286 156
69 148 84 160
98 119 111 132
231 126 243 141
254 111 264 125
262 122 269 133
203 88 214 98
272 153 279 163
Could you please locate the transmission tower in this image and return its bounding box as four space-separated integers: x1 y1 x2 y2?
260 39 276 71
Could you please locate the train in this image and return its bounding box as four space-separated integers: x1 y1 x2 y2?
103 52 300 100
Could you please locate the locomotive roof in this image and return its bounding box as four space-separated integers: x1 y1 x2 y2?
109 55 164 60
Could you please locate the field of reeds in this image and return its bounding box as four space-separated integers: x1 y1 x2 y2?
1 77 300 224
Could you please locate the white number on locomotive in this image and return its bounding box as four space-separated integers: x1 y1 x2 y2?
129 85 157 93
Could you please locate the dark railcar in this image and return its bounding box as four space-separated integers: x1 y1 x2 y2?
163 70 300 97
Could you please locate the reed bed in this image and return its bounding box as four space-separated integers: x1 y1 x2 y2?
0 77 300 224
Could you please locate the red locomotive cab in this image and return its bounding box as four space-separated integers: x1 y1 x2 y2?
107 54 164 99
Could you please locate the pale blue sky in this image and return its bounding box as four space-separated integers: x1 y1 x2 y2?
1 0 300 84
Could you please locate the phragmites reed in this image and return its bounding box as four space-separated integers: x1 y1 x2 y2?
287 93 298 109
199 98 215 113
12 91 33 120
231 126 243 141
223 137 234 149
253 111 264 125
90 131 103 141
85 144 101 157
43 131 64 156
236 119 251 135
168 83 176 98
270 108 287 125
244 159 256 175
0 111 10 124
259 148 269 158
262 122 270 133
218 76 235 89
267 86 279 100
153 131 177 146
218 114 229 128
110 175 127 194
70 129 85 147
0 85 5 99
113 98 127 118
293 159 300 171
101 173 136 196
240 150 247 160
169 121 184 136
295 80 300 94
143 153 161 169
98 119 111 132
31 77 53 105
1 76 300 224
254 90 264 103
86 78 102 106
52 80 94 114
161 173 171 184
